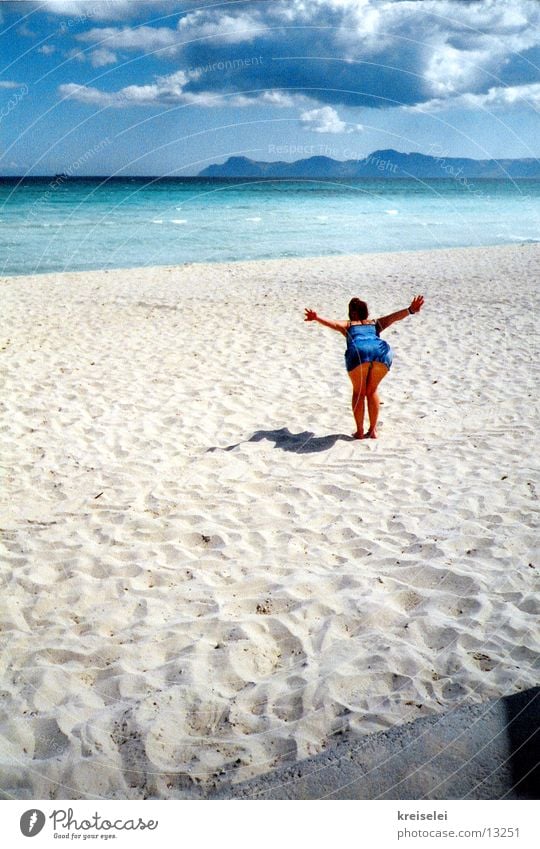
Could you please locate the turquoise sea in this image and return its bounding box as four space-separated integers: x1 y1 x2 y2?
1 177 539 276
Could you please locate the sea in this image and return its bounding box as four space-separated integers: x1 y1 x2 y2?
1 177 539 276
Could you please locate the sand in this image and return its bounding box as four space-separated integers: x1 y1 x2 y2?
0 244 538 800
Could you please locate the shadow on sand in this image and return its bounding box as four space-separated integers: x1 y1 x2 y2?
505 686 540 799
211 686 540 800
207 427 354 455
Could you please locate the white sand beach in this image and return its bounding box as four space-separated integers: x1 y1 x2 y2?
1 244 538 799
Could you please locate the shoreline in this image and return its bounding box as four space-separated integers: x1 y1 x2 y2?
1 240 539 282
1 243 538 799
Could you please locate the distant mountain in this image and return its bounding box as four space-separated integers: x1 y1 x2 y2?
198 149 540 179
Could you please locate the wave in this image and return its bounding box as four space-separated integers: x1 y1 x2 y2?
498 234 540 243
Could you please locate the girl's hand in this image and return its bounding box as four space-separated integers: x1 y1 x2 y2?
409 295 424 314
304 308 318 321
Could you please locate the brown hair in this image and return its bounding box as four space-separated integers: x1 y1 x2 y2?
348 298 368 320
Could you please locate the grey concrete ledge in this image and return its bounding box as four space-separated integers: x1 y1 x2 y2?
213 687 539 800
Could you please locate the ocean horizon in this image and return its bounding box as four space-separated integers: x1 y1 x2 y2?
1 176 539 277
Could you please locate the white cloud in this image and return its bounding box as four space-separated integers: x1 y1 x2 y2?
90 47 118 67
38 45 58 55
66 48 86 62
177 10 262 45
409 82 540 113
306 0 540 102
58 83 120 106
0 81 24 89
77 25 179 52
260 91 299 108
59 69 305 110
415 0 540 98
75 10 263 57
423 42 492 97
40 1 144 21
300 106 362 133
18 24 37 38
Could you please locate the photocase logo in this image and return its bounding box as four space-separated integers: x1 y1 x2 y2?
20 810 46 837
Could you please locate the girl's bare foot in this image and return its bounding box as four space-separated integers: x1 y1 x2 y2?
352 430 363 439
364 428 378 439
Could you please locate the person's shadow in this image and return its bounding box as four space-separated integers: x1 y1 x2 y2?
207 427 354 455
505 687 540 799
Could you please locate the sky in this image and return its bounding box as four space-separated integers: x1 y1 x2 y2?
1 0 539 176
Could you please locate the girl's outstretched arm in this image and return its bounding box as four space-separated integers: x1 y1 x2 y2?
377 295 424 332
304 309 349 335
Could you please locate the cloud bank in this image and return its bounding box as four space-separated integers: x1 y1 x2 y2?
51 0 540 122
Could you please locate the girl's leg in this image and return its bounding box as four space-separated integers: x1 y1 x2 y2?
348 363 370 438
365 362 389 438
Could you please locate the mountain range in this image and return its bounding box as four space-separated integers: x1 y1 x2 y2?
198 149 540 179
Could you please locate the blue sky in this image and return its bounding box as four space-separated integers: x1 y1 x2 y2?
1 0 539 175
